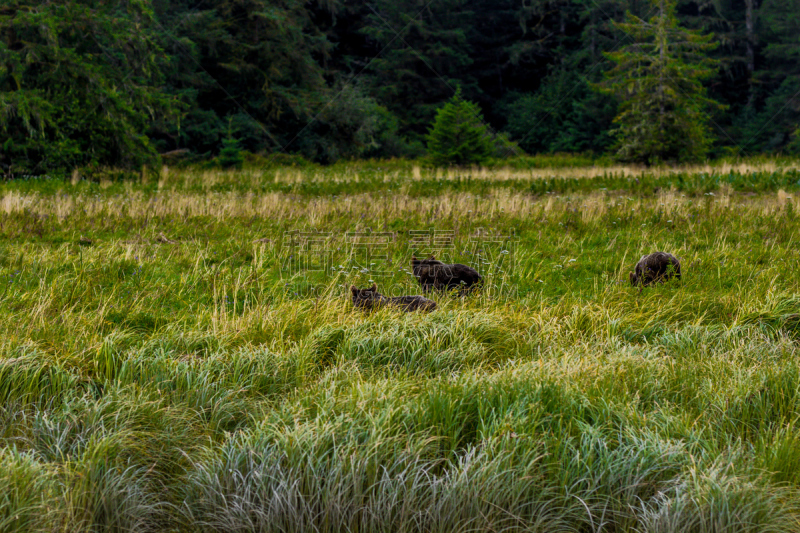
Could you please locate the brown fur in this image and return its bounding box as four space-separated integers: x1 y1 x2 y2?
350 283 437 313
630 252 681 286
411 255 483 294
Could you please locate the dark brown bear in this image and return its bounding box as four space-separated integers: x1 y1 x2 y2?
630 252 681 286
350 284 437 312
411 255 483 294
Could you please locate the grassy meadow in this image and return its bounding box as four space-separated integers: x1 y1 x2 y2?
2 159 800 532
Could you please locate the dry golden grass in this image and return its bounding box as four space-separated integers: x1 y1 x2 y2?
418 160 800 181
155 159 800 188
0 188 796 225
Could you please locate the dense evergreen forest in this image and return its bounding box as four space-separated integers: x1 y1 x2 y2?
1 0 799 175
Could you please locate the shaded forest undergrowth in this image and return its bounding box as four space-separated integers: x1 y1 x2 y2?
1 163 800 531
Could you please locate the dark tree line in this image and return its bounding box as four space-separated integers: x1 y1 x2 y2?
1 0 799 174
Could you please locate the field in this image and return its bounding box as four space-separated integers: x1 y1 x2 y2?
2 159 800 532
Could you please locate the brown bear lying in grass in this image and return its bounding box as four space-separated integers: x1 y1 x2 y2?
350 284 437 312
411 255 483 294
630 252 681 286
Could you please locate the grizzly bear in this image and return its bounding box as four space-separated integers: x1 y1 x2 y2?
411 255 483 294
350 283 437 312
630 252 681 286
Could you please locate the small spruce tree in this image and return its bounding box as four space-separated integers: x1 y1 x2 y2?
217 129 244 169
789 126 800 155
426 88 493 166
594 0 725 165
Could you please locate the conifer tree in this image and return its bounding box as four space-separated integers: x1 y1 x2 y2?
426 88 493 166
217 122 244 169
595 0 725 164
362 0 475 139
0 0 175 175
790 126 800 154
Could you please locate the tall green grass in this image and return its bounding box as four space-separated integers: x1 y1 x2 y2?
0 161 799 531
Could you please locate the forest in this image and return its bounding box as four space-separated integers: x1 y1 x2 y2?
1 0 799 175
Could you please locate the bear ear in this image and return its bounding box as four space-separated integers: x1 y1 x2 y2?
428 254 435 260
412 255 417 261
370 283 377 291
350 285 358 294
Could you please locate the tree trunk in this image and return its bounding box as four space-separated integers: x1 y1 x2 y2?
744 0 757 105
497 65 503 94
659 0 665 119
745 0 755 75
